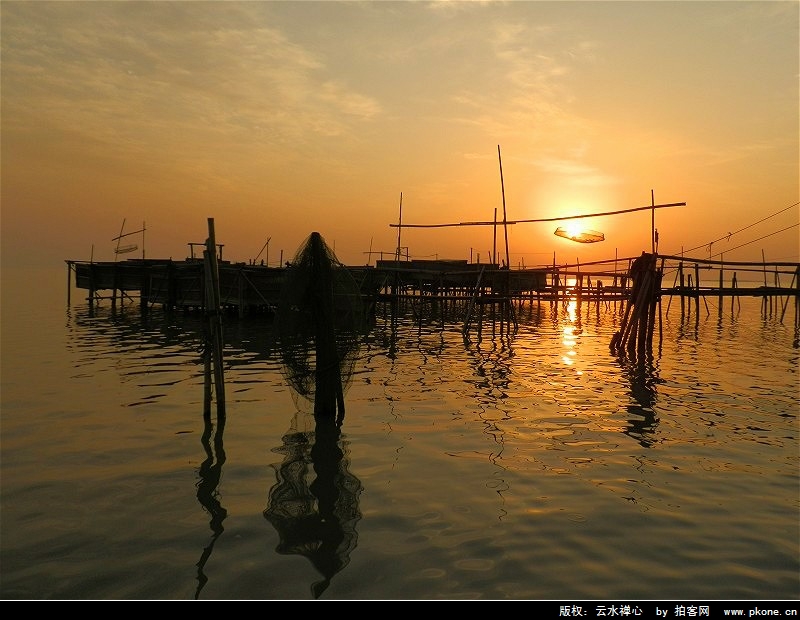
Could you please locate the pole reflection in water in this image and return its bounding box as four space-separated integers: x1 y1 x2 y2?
195 408 227 599
619 354 662 448
264 411 362 599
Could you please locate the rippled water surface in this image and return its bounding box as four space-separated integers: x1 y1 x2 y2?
1 266 798 600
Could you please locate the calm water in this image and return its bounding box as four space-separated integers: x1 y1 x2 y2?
1 265 798 600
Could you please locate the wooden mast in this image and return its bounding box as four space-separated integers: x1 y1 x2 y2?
498 145 510 269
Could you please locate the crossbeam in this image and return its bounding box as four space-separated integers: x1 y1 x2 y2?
389 202 686 228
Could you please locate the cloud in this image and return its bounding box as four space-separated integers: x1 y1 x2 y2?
1 2 382 159
532 156 618 188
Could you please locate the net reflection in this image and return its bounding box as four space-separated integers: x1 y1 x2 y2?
264 233 365 598
264 411 363 599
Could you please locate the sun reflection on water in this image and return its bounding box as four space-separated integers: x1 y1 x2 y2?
561 299 582 373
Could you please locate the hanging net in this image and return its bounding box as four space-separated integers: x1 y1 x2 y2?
273 232 364 416
554 227 605 243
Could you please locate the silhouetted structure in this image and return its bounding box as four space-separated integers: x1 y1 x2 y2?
273 232 364 419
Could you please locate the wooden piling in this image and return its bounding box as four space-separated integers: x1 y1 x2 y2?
780 266 799 324
718 259 724 318
203 218 226 417
694 262 700 319
610 252 659 360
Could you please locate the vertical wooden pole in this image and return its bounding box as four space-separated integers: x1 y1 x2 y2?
614 248 619 312
238 268 245 318
205 218 225 417
665 268 678 317
552 252 558 311
658 257 665 347
780 269 796 323
498 145 510 271
795 266 800 329
114 219 125 261
718 256 724 318
650 189 655 254
646 264 659 352
111 263 118 310
88 258 95 316
395 192 403 262
762 249 768 316
493 208 497 265
694 262 701 326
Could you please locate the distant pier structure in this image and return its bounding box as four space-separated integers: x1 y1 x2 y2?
65 251 799 331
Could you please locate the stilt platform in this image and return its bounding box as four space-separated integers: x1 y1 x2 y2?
64 253 800 325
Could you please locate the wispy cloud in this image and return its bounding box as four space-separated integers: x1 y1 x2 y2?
2 2 382 158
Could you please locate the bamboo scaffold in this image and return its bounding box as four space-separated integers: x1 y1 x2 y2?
610 252 660 359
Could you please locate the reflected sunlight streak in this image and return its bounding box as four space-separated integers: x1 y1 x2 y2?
561 299 582 372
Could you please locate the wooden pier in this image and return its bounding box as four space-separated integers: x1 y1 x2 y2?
65 252 799 322
67 257 294 316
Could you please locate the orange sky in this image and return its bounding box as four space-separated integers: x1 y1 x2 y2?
2 1 798 269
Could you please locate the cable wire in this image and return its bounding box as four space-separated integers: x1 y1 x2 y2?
673 201 799 257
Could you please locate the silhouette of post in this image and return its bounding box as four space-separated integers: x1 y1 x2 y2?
308 232 345 418
203 218 225 416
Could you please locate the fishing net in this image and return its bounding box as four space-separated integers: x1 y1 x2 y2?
273 232 364 416
554 226 605 243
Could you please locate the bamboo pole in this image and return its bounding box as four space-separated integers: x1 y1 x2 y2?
114 219 125 262
493 208 497 265
645 271 659 354
498 145 510 271
658 256 665 347
88 246 95 314
762 249 768 316
462 265 486 340
238 269 245 318
665 268 679 316
718 256 724 318
390 201 685 228
780 268 797 323
395 193 403 262
694 262 700 319
650 190 655 254
205 218 226 417
611 253 658 359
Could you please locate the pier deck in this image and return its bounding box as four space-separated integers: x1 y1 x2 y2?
65 254 800 319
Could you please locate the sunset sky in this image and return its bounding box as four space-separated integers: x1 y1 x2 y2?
2 1 798 269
